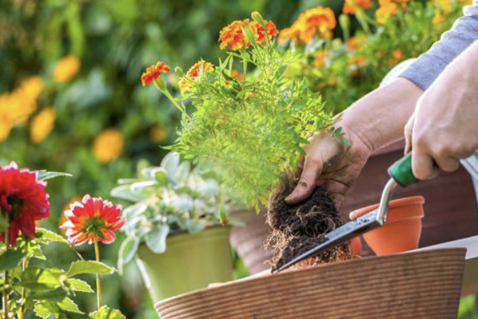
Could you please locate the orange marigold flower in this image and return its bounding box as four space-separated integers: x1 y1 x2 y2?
60 195 125 246
314 51 328 67
299 7 337 43
349 56 367 66
346 35 367 51
230 69 243 81
219 20 249 51
219 19 278 50
343 0 374 15
250 20 279 44
279 7 336 45
278 24 302 44
392 49 404 61
179 60 214 93
141 62 171 86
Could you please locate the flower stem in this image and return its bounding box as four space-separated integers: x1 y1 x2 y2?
3 226 9 319
18 253 30 319
93 236 101 310
240 51 248 80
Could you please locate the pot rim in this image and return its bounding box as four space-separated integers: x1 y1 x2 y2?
349 196 425 221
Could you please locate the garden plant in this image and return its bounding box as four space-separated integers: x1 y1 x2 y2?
2 0 478 317
0 163 126 319
142 12 353 270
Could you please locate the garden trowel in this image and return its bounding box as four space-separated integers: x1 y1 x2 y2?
273 152 418 273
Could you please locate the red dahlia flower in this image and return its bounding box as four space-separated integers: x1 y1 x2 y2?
0 162 50 246
61 195 125 246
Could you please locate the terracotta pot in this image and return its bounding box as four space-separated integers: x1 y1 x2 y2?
340 140 478 252
350 237 362 257
156 248 466 319
350 196 425 256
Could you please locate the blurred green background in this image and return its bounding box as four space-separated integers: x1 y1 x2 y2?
1 0 478 318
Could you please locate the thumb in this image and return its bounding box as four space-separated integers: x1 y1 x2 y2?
285 156 323 205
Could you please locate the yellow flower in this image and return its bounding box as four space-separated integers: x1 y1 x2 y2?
53 56 81 83
92 129 124 164
20 76 43 100
150 125 168 142
0 100 13 142
376 1 398 24
30 107 56 144
433 14 446 25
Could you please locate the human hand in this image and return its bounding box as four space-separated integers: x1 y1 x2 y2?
404 43 478 180
285 126 372 209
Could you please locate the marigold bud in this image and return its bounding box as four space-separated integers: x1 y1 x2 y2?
251 11 265 26
175 66 184 78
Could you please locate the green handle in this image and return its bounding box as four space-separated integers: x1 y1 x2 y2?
387 153 418 187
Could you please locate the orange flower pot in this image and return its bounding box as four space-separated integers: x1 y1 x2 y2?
349 196 425 256
350 237 362 257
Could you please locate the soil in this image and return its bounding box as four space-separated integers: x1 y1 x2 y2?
266 175 352 271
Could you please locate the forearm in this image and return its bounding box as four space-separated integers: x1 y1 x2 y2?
400 3 478 90
339 78 423 152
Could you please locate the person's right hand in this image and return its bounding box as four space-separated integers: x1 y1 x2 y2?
285 125 372 209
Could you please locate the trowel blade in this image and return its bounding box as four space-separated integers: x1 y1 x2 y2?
274 209 382 273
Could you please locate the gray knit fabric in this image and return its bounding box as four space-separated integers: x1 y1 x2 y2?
400 2 478 90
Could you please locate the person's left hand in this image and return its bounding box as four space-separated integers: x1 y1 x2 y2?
404 48 478 180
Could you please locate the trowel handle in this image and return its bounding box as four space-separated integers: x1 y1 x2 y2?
388 153 418 187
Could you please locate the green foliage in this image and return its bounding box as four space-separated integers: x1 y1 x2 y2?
284 0 465 114
90 306 126 319
169 16 336 206
0 228 116 319
67 261 115 277
113 152 235 271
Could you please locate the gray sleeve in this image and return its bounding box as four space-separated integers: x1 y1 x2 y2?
400 3 478 90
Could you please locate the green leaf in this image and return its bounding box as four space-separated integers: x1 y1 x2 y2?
89 306 126 319
20 267 62 291
28 244 46 260
65 278 94 293
36 228 70 246
185 220 205 234
110 185 148 202
0 250 25 272
67 261 114 277
28 288 67 302
58 297 83 314
34 300 60 319
161 152 180 183
145 224 170 254
118 236 139 269
37 171 72 181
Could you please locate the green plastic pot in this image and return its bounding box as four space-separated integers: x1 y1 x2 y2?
136 226 233 302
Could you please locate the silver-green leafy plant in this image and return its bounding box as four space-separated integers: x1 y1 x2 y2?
112 152 232 271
